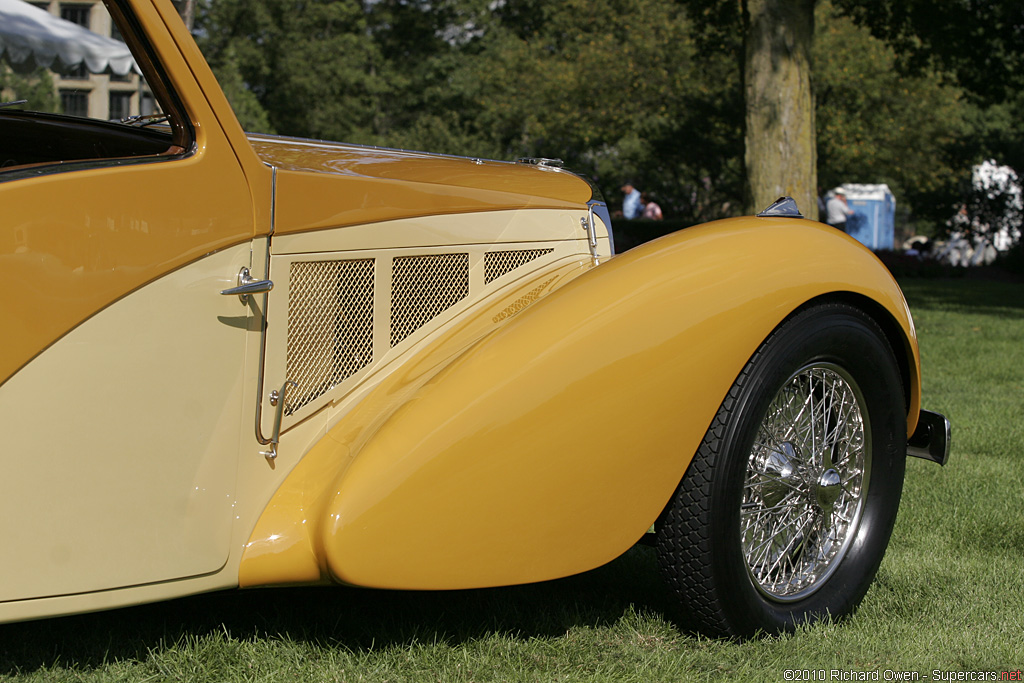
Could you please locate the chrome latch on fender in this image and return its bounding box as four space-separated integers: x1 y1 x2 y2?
261 380 297 461
582 208 600 267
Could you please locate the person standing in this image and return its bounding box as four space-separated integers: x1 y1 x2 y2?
826 187 854 233
641 193 663 220
621 182 642 220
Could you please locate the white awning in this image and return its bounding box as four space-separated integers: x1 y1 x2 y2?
0 0 137 76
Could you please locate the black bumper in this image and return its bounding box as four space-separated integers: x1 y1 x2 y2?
907 409 951 466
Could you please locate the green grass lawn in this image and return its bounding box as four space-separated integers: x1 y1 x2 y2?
2 278 1022 682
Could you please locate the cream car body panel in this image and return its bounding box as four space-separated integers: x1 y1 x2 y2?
0 0 260 620
268 209 596 254
239 218 922 590
0 245 250 603
258 210 608 438
0 0 946 630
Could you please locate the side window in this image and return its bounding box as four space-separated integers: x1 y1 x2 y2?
0 0 188 173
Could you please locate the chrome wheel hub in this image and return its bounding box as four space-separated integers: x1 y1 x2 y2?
816 468 842 510
740 364 870 601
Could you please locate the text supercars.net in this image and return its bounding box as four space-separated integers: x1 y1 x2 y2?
784 670 1023 682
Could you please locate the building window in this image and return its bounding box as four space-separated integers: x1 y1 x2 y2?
59 3 90 27
60 89 89 117
109 92 132 121
64 62 89 80
139 91 157 116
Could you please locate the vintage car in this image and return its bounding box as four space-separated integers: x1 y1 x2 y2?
0 0 949 638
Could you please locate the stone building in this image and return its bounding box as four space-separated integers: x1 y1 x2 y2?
27 0 155 120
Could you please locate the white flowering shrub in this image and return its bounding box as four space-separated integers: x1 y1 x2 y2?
949 160 1023 250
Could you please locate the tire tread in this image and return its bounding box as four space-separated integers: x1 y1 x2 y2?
655 302 903 638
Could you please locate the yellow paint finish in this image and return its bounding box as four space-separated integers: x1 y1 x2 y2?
238 429 351 587
260 241 599 435
0 0 256 388
148 0 275 208
0 246 250 606
269 209 589 255
248 135 593 235
241 218 919 590
0 150 253 388
239 260 593 587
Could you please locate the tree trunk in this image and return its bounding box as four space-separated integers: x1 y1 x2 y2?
178 0 195 32
744 0 818 220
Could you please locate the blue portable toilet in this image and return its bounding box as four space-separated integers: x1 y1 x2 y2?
841 184 895 251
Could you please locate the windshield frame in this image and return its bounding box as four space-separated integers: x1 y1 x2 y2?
0 0 194 182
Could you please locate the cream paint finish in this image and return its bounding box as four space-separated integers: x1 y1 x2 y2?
0 207 608 621
259 208 609 437
239 217 922 591
268 208 596 254
238 258 597 587
0 245 250 603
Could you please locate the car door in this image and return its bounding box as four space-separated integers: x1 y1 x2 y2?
0 0 254 601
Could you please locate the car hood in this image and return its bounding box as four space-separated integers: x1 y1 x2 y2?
246 134 595 235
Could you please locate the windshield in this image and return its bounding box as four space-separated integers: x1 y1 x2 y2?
0 0 184 174
0 0 162 122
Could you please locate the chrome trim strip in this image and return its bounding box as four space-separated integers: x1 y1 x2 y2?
260 380 297 460
247 132 541 171
254 168 277 448
269 164 277 236
516 157 564 168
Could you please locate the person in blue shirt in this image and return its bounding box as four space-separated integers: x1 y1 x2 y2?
621 182 642 219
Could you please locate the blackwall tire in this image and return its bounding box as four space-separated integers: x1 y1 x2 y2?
656 303 907 638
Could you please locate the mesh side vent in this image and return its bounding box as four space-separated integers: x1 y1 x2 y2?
286 259 375 416
391 253 469 346
484 248 554 284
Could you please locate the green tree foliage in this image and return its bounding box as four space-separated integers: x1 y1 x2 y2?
814 2 970 227
829 0 1024 240
830 0 1024 107
195 0 495 143
209 45 275 133
454 0 744 221
194 0 1014 234
195 0 745 223
0 66 57 112
196 0 382 140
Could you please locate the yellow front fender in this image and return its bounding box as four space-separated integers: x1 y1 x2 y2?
239 217 920 590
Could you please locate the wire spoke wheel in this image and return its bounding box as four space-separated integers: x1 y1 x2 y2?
656 304 906 637
741 364 869 601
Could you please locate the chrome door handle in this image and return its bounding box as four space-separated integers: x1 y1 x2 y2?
221 267 273 301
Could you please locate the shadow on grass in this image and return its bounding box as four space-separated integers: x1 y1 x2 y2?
0 546 676 674
897 277 1024 317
